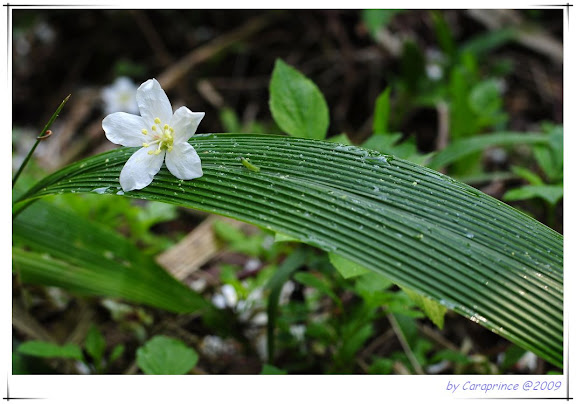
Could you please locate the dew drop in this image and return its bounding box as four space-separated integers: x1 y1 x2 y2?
92 187 109 194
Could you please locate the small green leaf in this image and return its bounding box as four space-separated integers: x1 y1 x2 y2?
219 107 241 133
362 9 403 36
85 324 106 363
363 132 402 153
431 10 456 59
428 132 548 170
504 185 563 206
274 232 301 243
261 364 287 375
369 358 394 374
327 133 352 145
136 336 198 375
269 59 329 140
354 272 393 295
329 252 370 279
534 126 563 183
402 287 447 329
373 87 391 134
294 272 340 305
109 344 125 363
18 341 83 361
431 349 472 365
469 79 501 114
511 166 544 186
213 220 262 256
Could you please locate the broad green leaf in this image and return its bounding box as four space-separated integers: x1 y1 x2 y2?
329 253 370 279
402 287 447 329
13 201 210 314
136 336 198 375
18 341 83 361
428 132 548 170
85 325 106 364
504 185 563 206
14 134 563 368
269 59 329 140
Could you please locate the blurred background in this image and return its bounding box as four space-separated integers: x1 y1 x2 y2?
12 9 564 375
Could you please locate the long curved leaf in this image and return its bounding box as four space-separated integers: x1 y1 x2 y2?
14 134 563 367
427 132 548 170
13 201 210 314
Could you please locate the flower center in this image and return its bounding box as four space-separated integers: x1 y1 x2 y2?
141 117 174 155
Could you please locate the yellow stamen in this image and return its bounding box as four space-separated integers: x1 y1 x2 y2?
142 118 175 154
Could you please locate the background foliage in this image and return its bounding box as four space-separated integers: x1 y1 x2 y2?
12 9 563 375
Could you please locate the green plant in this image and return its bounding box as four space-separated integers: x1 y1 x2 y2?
12 57 563 374
15 324 125 374
136 335 199 375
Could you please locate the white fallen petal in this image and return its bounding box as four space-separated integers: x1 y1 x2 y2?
102 112 146 147
165 142 203 180
101 77 138 115
119 147 166 191
137 78 173 126
170 107 205 143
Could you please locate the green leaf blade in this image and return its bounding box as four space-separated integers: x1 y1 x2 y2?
18 341 83 361
269 59 329 140
13 201 210 314
17 133 563 368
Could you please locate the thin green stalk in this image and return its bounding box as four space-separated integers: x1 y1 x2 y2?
265 247 307 362
388 314 424 375
12 94 71 188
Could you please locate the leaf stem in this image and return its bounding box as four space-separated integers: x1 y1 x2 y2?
12 94 71 188
388 313 425 374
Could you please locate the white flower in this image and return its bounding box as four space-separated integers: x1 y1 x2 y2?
101 77 139 115
102 78 204 192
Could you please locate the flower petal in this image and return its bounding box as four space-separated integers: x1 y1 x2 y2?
119 147 166 191
136 78 173 126
102 112 146 147
165 142 203 180
170 107 205 143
